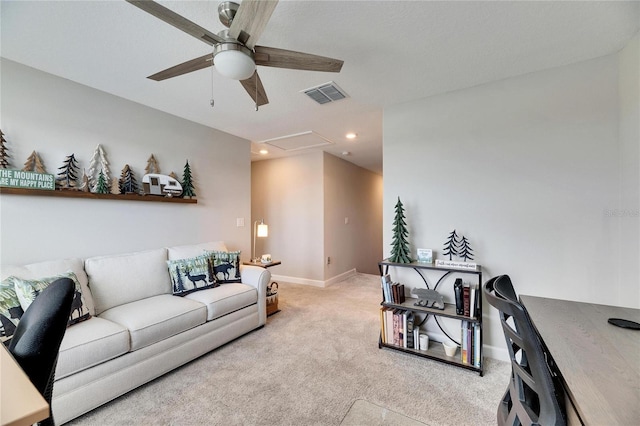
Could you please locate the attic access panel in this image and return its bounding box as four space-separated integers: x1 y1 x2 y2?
259 131 334 152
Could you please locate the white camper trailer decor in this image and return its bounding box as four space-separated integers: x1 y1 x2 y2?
142 173 183 197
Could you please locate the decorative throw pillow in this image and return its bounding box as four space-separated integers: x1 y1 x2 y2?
167 253 218 296
204 250 242 283
12 271 91 327
0 277 25 340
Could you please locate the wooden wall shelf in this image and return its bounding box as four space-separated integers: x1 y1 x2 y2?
0 187 197 204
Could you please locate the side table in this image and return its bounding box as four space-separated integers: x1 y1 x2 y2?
243 260 281 316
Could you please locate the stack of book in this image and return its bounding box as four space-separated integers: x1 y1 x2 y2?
380 274 406 304
379 307 420 350
456 281 480 319
461 321 481 367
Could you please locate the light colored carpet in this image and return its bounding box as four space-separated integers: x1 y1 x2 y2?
68 273 509 425
340 400 427 425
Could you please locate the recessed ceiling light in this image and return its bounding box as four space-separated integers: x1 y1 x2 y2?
259 149 269 155
345 133 357 140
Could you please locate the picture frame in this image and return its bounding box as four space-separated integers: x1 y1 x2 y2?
416 248 433 263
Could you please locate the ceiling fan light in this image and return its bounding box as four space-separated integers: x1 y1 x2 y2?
215 49 255 80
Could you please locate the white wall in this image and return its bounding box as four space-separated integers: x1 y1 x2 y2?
0 59 252 265
324 152 383 276
251 151 383 284
618 34 640 306
383 50 639 360
251 152 325 282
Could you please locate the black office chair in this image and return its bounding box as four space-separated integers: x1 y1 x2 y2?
483 275 565 426
8 278 74 426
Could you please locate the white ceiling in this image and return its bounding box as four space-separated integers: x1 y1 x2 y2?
1 1 638 175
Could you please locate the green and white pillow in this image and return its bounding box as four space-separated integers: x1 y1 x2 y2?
204 250 242 283
0 278 24 340
167 253 218 296
11 271 91 326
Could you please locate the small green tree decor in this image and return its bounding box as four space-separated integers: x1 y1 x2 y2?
181 160 196 199
389 197 412 263
95 169 110 194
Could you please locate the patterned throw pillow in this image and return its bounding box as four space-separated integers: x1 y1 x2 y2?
0 277 25 340
204 250 242 283
167 253 218 296
11 271 91 327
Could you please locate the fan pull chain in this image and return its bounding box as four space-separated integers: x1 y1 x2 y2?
255 73 258 112
210 63 215 108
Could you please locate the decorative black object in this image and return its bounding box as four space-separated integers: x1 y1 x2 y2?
0 129 11 169
454 278 464 315
56 154 80 189
389 197 412 263
119 164 139 194
443 229 459 260
459 235 474 261
412 288 445 310
607 318 640 330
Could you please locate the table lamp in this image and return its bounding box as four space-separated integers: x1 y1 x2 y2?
252 219 268 262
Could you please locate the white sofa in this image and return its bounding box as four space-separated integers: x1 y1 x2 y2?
1 241 270 424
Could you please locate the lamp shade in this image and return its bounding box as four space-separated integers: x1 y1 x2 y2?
257 222 268 237
214 49 255 80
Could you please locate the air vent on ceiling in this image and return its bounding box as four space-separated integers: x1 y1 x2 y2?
302 81 348 105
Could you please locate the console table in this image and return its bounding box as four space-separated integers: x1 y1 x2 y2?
243 260 281 316
520 295 640 425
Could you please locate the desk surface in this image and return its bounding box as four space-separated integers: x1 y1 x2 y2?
1 345 49 426
521 295 640 426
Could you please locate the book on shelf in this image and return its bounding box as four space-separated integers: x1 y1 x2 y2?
463 284 471 317
406 312 415 349
461 321 468 364
473 323 481 367
385 308 394 344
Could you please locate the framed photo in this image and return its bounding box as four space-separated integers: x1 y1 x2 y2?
416 248 433 263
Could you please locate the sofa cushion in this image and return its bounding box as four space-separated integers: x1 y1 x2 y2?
0 258 94 315
11 271 91 326
204 250 242 283
166 241 227 260
56 317 129 379
185 283 257 321
167 253 218 296
0 277 24 340
85 248 171 315
99 294 206 351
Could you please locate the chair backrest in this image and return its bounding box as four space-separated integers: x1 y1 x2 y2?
483 275 565 426
8 277 74 422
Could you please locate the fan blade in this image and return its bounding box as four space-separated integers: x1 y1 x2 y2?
240 71 269 106
229 0 278 49
126 0 224 45
254 46 343 72
148 53 213 81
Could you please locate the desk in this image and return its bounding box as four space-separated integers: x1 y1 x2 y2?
1 346 49 426
520 296 640 425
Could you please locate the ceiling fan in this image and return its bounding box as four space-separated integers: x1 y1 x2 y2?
126 0 344 108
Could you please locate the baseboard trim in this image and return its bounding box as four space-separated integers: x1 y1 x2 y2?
271 269 357 288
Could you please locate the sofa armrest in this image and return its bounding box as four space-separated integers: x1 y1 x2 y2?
240 265 271 326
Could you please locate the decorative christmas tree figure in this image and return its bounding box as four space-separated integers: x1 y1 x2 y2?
458 235 474 261
145 154 160 175
95 169 109 194
87 144 110 190
169 171 179 180
181 160 196 199
23 151 47 173
443 229 460 260
0 130 11 169
79 169 90 192
207 257 217 285
389 197 412 263
56 154 79 189
119 164 139 194
110 177 121 195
